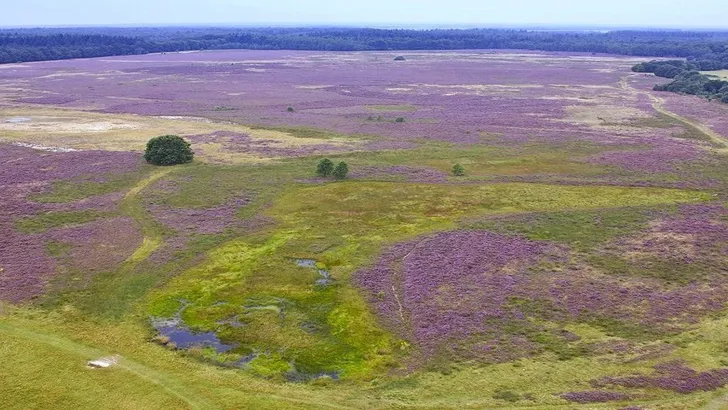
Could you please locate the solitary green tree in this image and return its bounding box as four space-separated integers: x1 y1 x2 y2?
316 158 335 177
144 135 194 166
452 163 465 176
333 162 349 180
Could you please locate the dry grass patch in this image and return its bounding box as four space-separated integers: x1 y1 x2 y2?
0 107 360 162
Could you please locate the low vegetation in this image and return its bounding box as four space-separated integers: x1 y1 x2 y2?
2 49 728 409
452 163 465 176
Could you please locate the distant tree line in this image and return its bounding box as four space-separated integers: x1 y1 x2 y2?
633 60 728 102
1 27 728 64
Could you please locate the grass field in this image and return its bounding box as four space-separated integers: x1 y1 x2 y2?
2 50 728 409
702 70 728 80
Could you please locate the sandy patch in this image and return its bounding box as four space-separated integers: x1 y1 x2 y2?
563 105 650 127
0 115 141 133
0 107 361 162
294 85 330 90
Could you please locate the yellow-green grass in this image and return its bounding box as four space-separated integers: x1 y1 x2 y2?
3 305 727 409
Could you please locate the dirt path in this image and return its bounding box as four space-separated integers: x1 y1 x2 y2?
620 74 728 153
0 319 217 410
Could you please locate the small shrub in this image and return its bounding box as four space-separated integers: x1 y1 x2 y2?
395 117 406 123
333 162 349 180
452 163 465 176
287 106 295 112
492 390 521 403
316 158 335 177
144 135 194 166
394 56 406 61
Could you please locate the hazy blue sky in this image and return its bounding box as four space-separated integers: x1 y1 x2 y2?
2 0 726 28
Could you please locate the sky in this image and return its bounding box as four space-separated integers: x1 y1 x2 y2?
2 0 727 29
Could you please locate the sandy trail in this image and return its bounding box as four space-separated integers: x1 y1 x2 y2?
620 74 728 153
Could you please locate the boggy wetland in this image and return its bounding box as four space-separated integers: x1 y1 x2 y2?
2 49 728 409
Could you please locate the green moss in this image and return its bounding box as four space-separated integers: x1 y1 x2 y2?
469 206 658 251
589 253 707 284
16 210 110 234
32 165 153 203
45 241 73 258
247 353 294 379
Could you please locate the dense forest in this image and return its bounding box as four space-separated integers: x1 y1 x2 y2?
633 60 728 102
1 27 728 64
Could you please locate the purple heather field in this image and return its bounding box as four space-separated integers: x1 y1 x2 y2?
2 49 728 406
355 209 728 364
0 50 693 146
0 144 141 301
2 50 725 180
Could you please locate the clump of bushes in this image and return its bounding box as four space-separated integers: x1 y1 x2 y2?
316 158 335 177
394 56 406 61
452 163 465 176
144 135 194 166
333 161 349 180
287 106 295 112
492 389 521 403
394 117 406 123
316 158 349 180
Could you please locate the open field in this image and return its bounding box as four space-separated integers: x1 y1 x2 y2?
703 70 728 80
2 50 728 409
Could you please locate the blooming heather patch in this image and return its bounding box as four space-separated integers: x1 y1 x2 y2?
18 94 79 105
363 140 418 150
1 50 670 148
593 361 728 394
355 230 569 361
147 196 251 235
187 131 348 158
356 222 728 363
44 191 124 213
585 141 703 173
598 203 728 283
661 94 728 140
0 144 140 301
46 217 142 274
349 165 447 183
559 391 633 403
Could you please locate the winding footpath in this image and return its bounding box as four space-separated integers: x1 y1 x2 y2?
620 74 728 154
121 167 176 267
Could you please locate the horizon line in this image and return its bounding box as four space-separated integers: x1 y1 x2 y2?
1 23 727 31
